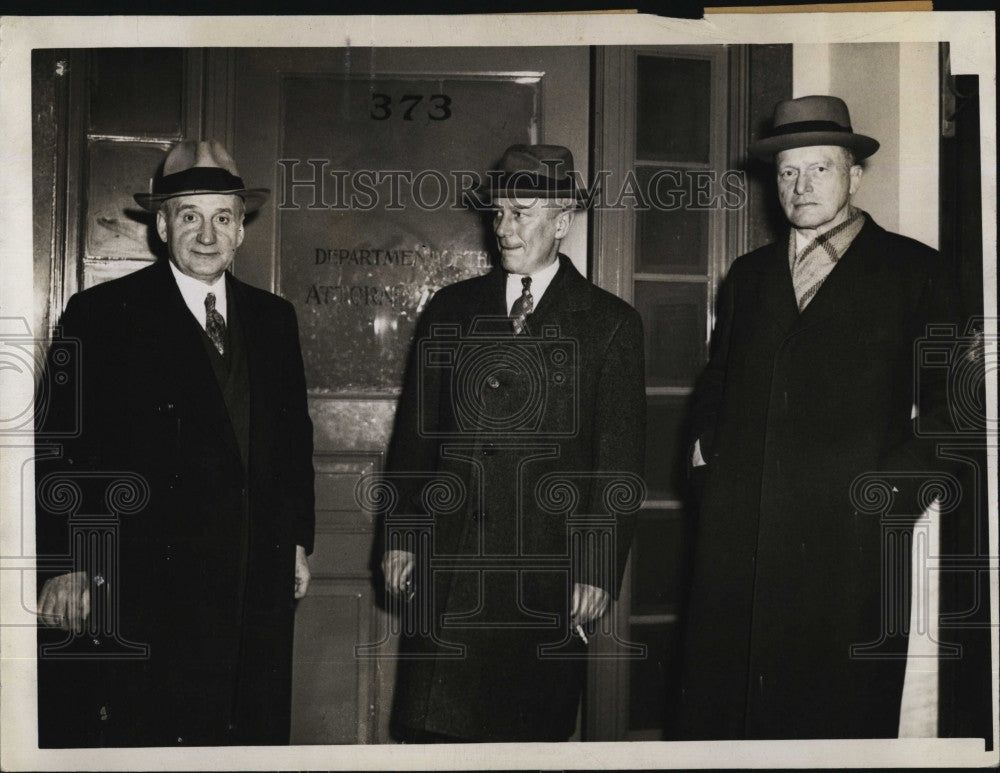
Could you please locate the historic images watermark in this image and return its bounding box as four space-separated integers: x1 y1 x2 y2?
276 160 748 213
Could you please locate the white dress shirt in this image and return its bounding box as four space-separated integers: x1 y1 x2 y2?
505 257 561 315
168 261 228 329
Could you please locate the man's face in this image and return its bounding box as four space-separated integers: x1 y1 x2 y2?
776 145 862 233
492 197 573 275
156 193 245 285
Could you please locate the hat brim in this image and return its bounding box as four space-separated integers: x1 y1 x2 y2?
133 188 270 213
748 132 879 162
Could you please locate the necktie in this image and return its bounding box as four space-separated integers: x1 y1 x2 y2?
205 292 226 356
510 276 533 334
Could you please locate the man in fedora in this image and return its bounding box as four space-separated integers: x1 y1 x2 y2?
379 144 645 741
35 140 315 746
674 96 962 739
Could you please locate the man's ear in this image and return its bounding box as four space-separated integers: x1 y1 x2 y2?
554 208 575 240
848 164 863 196
155 209 168 243
235 220 245 249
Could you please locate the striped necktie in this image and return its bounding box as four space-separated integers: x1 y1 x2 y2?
510 276 533 334
205 292 226 356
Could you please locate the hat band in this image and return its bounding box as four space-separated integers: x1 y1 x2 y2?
156 167 246 196
769 119 853 137
489 171 578 195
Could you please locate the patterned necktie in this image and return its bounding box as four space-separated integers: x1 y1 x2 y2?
510 276 533 334
205 292 226 356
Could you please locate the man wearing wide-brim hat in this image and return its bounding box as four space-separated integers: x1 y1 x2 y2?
36 140 315 747
379 144 645 742
675 96 964 739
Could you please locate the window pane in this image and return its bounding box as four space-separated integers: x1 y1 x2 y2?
631 510 685 615
86 141 171 260
643 394 692 500
636 56 711 163
635 167 710 274
634 281 707 387
89 49 185 137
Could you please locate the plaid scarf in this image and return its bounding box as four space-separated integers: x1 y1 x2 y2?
788 207 866 311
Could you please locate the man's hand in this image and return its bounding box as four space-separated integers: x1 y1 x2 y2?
294 545 311 599
382 550 416 596
38 571 90 632
571 582 610 627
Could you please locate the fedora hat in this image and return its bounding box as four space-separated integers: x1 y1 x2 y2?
748 95 879 162
477 144 588 205
134 140 270 212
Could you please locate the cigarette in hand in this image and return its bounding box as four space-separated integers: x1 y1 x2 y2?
574 623 588 645
403 579 415 602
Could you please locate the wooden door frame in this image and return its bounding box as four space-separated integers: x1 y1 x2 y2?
587 43 749 741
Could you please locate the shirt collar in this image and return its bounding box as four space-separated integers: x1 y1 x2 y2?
168 260 227 327
506 256 561 314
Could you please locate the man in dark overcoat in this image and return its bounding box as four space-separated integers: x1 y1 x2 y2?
379 144 645 742
673 96 963 740
35 140 315 747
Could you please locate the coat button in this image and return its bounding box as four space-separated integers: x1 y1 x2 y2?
486 375 500 389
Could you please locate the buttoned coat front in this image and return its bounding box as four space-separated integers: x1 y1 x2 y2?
36 258 315 747
382 255 645 741
675 217 962 740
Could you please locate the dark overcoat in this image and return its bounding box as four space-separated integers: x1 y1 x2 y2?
36 258 315 747
675 216 962 739
382 255 645 742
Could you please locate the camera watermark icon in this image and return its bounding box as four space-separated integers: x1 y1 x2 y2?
418 318 579 438
915 318 997 437
0 317 81 439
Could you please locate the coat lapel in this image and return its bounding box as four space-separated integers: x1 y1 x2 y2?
756 240 799 335
793 217 878 332
522 254 591 334
227 275 266 472
139 260 242 462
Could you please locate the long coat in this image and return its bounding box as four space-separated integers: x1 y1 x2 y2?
675 216 962 739
382 255 645 741
36 258 315 747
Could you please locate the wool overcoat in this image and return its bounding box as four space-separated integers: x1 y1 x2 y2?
36 258 315 747
382 255 646 742
674 216 963 740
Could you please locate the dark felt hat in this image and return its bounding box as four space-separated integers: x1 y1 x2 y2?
749 95 879 162
478 144 588 204
134 140 270 212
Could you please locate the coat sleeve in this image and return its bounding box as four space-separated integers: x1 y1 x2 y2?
35 293 105 590
276 302 316 555
689 264 737 469
578 306 646 599
374 295 446 559
877 249 969 513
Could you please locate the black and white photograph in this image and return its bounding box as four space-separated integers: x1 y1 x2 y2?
0 10 996 770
